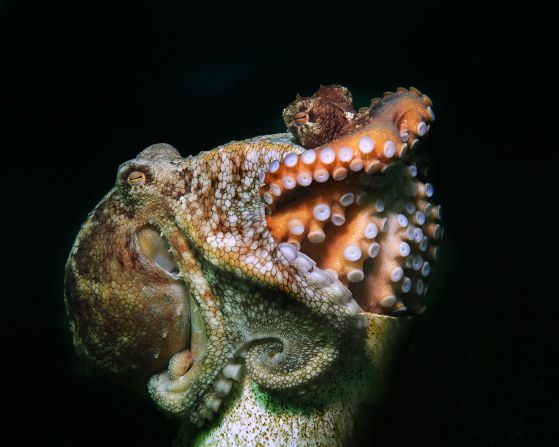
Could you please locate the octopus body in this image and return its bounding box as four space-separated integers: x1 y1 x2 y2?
64 85 442 445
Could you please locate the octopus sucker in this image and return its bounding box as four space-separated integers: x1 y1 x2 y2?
267 86 440 316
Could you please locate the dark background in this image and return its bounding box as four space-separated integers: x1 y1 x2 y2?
2 1 555 446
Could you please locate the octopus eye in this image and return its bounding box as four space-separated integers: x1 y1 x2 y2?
127 171 147 186
293 111 309 126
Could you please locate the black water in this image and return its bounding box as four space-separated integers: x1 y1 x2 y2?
2 1 554 446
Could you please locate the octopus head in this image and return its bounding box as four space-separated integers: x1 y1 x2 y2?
283 84 365 149
65 86 442 436
64 144 193 380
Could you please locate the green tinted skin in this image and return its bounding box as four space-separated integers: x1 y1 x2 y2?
185 315 413 447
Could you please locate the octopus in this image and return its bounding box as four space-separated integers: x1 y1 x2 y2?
65 85 441 446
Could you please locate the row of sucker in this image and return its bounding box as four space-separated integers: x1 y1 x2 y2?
265 162 441 315
262 89 440 315
260 88 433 207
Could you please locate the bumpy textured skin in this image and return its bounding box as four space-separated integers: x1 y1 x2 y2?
64 85 441 446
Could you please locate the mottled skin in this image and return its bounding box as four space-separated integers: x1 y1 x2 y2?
66 137 363 424
65 86 441 446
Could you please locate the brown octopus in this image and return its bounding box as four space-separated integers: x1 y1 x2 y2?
64 85 441 446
